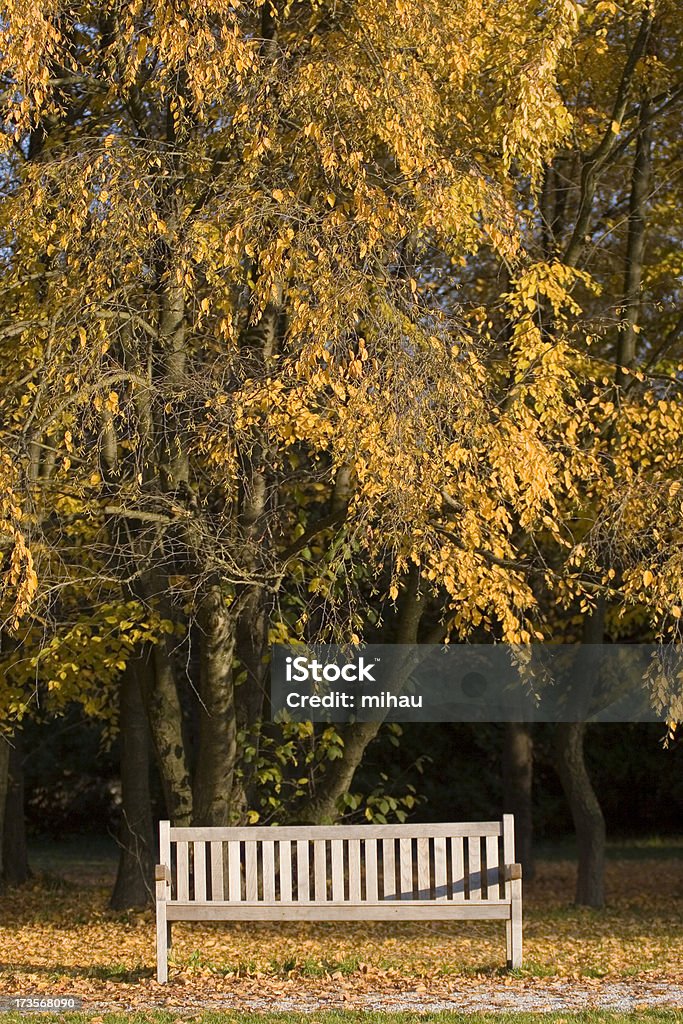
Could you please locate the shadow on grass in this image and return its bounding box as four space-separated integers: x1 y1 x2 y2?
0 962 153 983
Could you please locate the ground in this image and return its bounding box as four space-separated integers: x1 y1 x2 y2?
0 839 681 1016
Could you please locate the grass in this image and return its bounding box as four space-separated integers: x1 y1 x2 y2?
534 837 683 862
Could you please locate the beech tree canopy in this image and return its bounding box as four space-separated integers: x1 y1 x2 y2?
0 0 681 830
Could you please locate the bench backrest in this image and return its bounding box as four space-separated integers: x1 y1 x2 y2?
160 817 515 904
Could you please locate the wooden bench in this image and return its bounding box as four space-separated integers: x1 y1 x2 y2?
155 815 522 982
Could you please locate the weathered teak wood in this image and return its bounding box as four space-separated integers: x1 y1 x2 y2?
194 842 206 902
154 815 523 982
210 841 224 900
169 822 503 841
245 842 258 901
349 840 362 902
156 821 171 984
167 902 512 921
486 835 499 898
417 837 430 899
451 836 464 900
314 840 326 901
399 837 413 900
176 841 189 900
262 840 276 902
296 840 309 901
331 840 344 901
228 841 241 901
468 836 481 901
382 838 396 899
365 839 378 902
280 840 293 902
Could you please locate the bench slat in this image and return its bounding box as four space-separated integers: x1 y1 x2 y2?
169 822 503 842
194 841 207 901
210 841 224 900
262 840 275 902
280 840 293 902
331 840 344 901
399 837 413 900
245 842 258 901
167 901 511 922
451 837 464 900
434 836 447 900
382 838 396 899
468 836 481 900
503 814 515 900
365 839 378 901
296 840 310 901
486 835 499 898
228 841 241 901
348 840 361 902
177 841 189 900
314 840 327 901
417 837 430 899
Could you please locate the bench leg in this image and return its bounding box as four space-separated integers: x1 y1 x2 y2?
507 878 523 969
156 903 168 983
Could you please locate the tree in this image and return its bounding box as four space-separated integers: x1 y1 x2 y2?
403 0 682 904
0 0 593 830
1 0 681 911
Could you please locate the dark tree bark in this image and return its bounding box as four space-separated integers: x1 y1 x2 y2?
503 721 535 880
297 720 384 825
193 583 241 826
554 604 606 908
2 729 30 887
0 737 9 889
616 95 653 381
110 661 155 909
139 636 193 826
555 720 606 907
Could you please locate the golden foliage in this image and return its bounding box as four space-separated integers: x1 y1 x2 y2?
0 0 682 725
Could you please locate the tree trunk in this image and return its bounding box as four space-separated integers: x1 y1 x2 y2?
139 641 193 826
616 93 653 383
2 729 30 887
554 601 606 907
503 721 535 880
110 661 155 909
296 566 426 824
193 583 242 826
555 720 606 907
0 737 9 888
298 721 384 825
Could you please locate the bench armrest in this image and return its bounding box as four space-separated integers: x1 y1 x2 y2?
155 863 171 901
503 863 522 882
